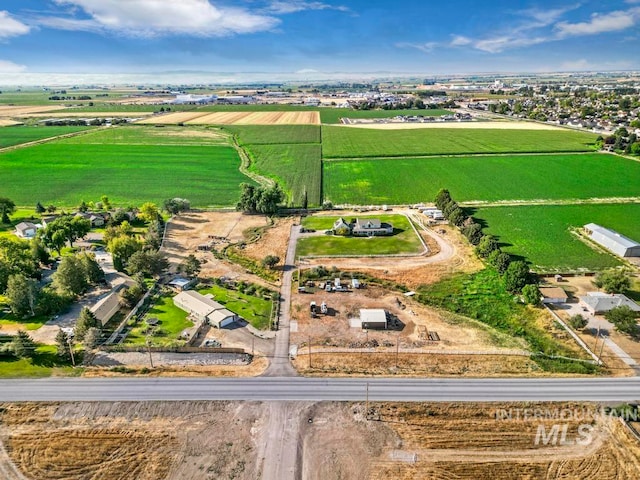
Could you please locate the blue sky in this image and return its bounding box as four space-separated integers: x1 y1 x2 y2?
0 0 639 78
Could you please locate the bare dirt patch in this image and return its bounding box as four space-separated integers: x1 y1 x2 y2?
0 402 265 480
162 211 270 283
241 216 296 266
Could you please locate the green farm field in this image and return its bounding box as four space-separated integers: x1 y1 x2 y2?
0 131 254 207
473 203 640 271
323 153 640 205
225 125 321 144
321 126 598 158
245 144 322 206
297 214 423 256
58 125 230 146
0 125 93 148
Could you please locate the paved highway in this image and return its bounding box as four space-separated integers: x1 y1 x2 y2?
1 377 639 402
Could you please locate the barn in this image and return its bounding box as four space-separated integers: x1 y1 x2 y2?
584 223 640 258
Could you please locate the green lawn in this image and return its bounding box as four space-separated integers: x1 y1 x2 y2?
321 126 598 158
0 140 254 207
319 108 452 124
297 214 423 257
473 203 640 272
0 208 43 238
0 125 93 148
199 285 272 330
126 295 194 346
323 153 640 205
225 125 321 144
245 144 322 206
0 344 80 378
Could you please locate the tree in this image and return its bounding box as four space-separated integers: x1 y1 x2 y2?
125 250 169 277
605 306 639 337
55 329 71 361
83 327 101 350
522 284 540 305
262 255 280 269
100 195 111 210
435 189 452 210
179 254 201 277
40 215 90 250
139 202 160 223
0 237 40 291
30 236 51 266
569 314 588 330
476 235 499 258
448 207 465 226
12 331 36 358
163 198 190 215
75 307 99 340
35 202 46 214
46 204 57 213
503 261 530 293
461 223 483 245
107 235 142 272
593 268 631 294
78 201 89 213
236 184 283 215
52 255 89 296
119 284 146 308
488 250 511 274
0 197 16 224
5 274 39 317
78 252 105 284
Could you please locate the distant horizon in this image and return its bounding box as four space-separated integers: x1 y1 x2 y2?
1 1 639 84
1 69 639 88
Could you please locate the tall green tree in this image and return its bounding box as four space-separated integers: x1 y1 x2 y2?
5 274 39 317
0 237 39 291
605 306 639 337
12 331 36 358
139 202 160 223
179 254 201 277
0 197 16 224
52 255 89 296
125 250 169 277
55 329 72 361
593 269 632 294
75 307 100 341
107 235 142 272
522 284 540 305
83 327 101 350
78 252 105 284
503 261 530 294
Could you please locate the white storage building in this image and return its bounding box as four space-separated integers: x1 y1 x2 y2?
173 291 237 328
584 224 640 258
359 309 388 329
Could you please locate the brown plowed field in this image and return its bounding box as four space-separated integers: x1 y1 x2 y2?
137 111 320 125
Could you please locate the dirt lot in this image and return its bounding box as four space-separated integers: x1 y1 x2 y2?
3 401 638 480
162 211 271 282
241 216 297 267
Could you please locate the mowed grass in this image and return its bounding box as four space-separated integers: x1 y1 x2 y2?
297 214 423 256
0 142 253 207
321 126 597 158
0 125 93 148
473 203 640 272
246 144 322 206
199 285 272 330
319 108 452 124
324 153 640 205
225 125 321 144
126 295 194 346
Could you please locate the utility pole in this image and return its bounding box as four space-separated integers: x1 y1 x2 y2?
365 382 369 420
308 334 312 369
67 336 76 367
598 335 606 363
395 332 400 368
146 339 154 369
252 336 255 356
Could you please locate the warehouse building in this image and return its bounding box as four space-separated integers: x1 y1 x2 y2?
584 223 640 257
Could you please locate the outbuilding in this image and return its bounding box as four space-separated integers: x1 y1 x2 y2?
90 291 121 326
539 287 568 304
584 223 640 257
173 290 237 328
359 309 388 329
15 222 37 239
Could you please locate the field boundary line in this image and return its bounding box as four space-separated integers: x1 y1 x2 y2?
322 150 598 161
0 125 108 153
229 133 275 188
544 305 602 365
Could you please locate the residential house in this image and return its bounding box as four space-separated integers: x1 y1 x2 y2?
15 222 37 239
579 292 640 315
352 218 393 237
173 290 237 328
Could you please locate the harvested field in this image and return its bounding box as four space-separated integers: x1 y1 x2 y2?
0 105 66 116
0 402 264 480
0 120 21 127
138 111 320 125
343 121 564 130
301 402 640 480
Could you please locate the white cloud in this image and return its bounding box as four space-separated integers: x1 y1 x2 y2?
0 59 27 72
48 0 280 37
0 11 30 39
266 1 349 15
449 35 471 46
555 8 640 36
395 41 438 53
